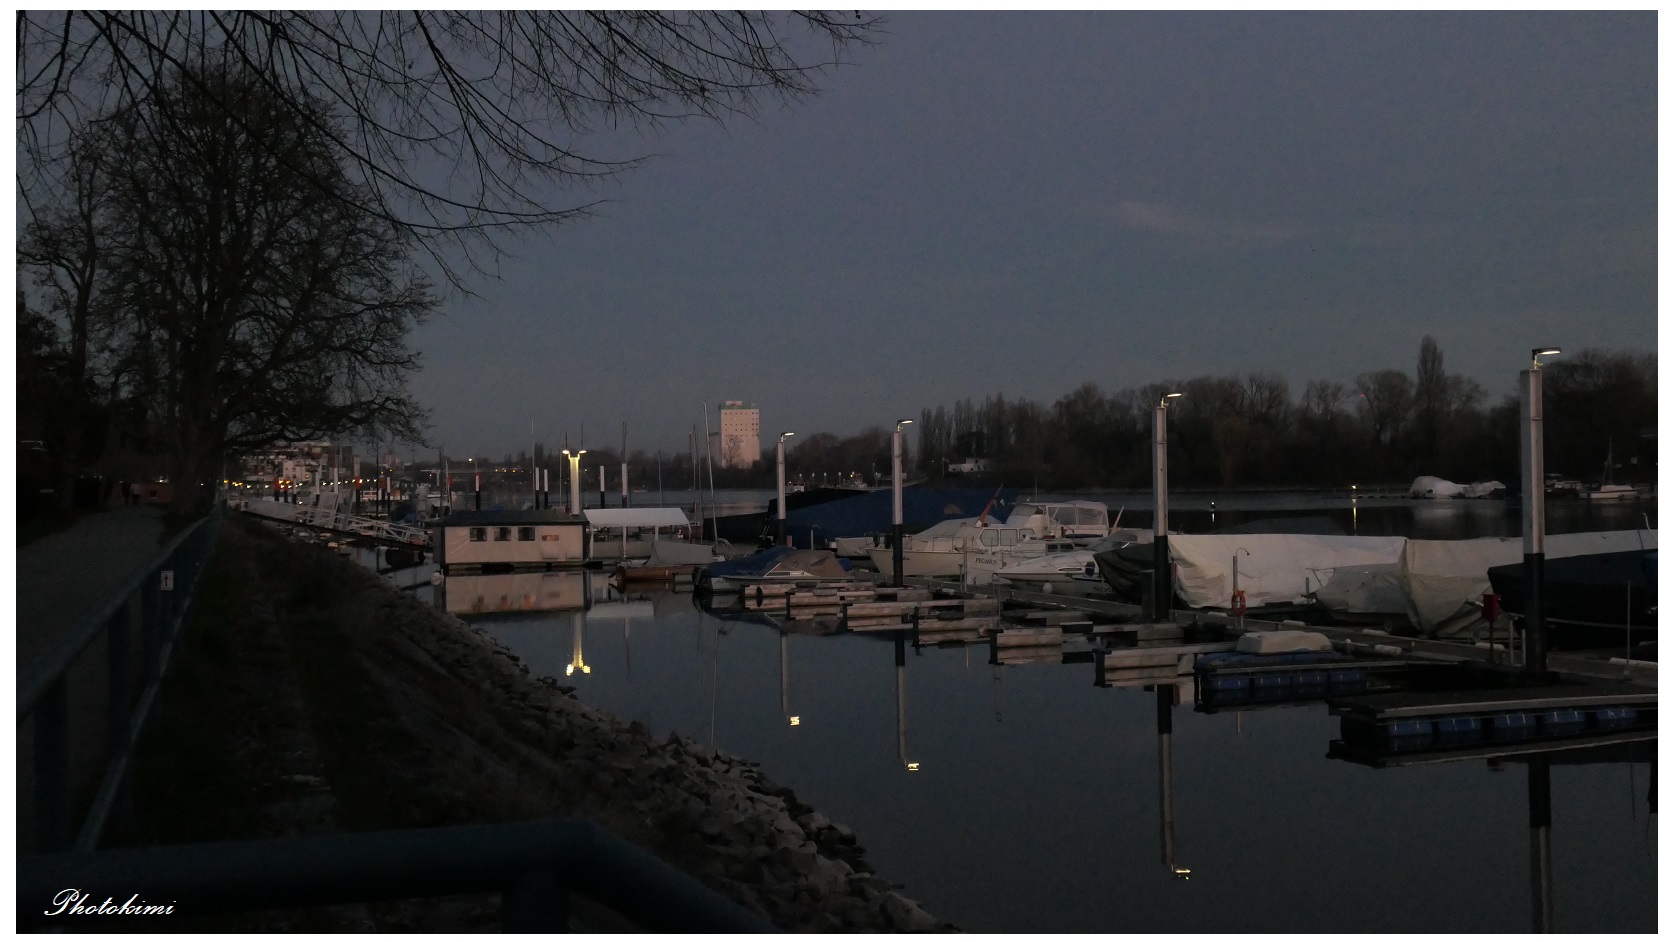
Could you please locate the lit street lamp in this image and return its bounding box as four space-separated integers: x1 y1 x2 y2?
892 418 914 587
776 432 795 546
1153 392 1182 621
1522 347 1560 675
563 449 586 515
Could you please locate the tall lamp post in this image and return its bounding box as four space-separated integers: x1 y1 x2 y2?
892 418 914 587
563 449 586 515
776 432 795 547
1522 347 1560 676
1153 392 1183 621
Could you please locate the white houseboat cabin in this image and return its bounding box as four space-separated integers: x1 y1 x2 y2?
435 510 588 572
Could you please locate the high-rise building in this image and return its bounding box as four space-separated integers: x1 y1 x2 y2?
718 401 761 469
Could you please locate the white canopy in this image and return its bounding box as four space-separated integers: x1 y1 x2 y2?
581 508 691 528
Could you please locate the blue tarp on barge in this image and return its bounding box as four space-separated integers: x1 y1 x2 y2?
709 486 1019 548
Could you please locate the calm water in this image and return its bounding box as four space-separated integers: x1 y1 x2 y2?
367 490 1659 932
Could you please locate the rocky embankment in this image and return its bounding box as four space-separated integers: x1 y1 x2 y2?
222 519 953 931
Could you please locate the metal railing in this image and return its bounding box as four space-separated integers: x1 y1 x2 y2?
17 818 773 932
17 505 224 854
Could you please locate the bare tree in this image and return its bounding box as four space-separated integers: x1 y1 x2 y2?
18 12 881 283
74 60 436 511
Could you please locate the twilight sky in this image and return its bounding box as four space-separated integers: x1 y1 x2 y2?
409 11 1656 459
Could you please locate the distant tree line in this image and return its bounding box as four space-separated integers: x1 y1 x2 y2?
913 339 1655 491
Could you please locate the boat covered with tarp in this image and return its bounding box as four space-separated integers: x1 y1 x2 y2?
695 546 858 593
1094 529 1656 638
1487 548 1656 647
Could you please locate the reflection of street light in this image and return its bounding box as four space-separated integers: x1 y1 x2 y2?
895 632 918 771
776 432 795 546
1157 683 1190 879
892 419 913 587
1522 347 1559 675
566 610 590 676
1153 393 1182 620
563 449 586 514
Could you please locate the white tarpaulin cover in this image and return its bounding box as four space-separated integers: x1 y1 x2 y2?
1169 529 1656 634
1167 533 1407 609
1409 476 1504 498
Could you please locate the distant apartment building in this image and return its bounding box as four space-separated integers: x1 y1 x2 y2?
717 401 761 469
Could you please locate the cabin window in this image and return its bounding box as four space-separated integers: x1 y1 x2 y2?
495 527 511 541
468 527 486 542
979 529 998 547
518 527 536 542
540 534 561 542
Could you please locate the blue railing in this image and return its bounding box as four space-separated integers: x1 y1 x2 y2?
17 505 223 854
17 818 774 932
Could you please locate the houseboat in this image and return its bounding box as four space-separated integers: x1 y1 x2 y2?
434 509 588 572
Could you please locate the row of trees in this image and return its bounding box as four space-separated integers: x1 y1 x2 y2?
914 340 1655 490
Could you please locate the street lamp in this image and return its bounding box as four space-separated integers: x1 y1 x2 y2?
563 449 586 515
1522 347 1560 675
1153 393 1182 621
892 419 914 587
776 432 795 546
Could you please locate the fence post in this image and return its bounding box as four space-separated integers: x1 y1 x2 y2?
502 869 571 932
33 678 70 852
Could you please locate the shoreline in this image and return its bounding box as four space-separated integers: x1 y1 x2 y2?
117 516 953 931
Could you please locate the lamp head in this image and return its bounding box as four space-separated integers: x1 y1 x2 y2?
1161 392 1183 407
1532 347 1561 368
896 418 914 429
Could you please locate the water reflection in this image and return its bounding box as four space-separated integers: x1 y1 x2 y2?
419 569 1655 932
1155 683 1190 879
441 570 596 615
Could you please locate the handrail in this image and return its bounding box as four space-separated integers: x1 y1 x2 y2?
17 505 224 854
17 509 218 714
17 819 774 933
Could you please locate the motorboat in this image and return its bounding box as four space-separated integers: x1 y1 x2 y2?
992 529 1155 589
865 518 1077 582
1002 500 1113 541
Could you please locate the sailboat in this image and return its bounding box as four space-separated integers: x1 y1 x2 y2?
1583 437 1638 501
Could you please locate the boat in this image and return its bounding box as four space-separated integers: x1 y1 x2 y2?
1001 499 1115 541
864 518 1078 583
695 546 861 593
705 485 1018 550
992 529 1155 589
1582 484 1639 502
1408 476 1506 499
1487 548 1655 648
614 539 723 583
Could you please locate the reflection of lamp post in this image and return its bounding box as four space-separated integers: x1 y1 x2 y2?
776 432 795 547
1153 393 1183 620
566 610 590 676
1157 683 1190 879
780 631 799 726
563 449 586 515
892 419 914 587
1527 754 1553 931
1522 347 1560 675
895 632 918 771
